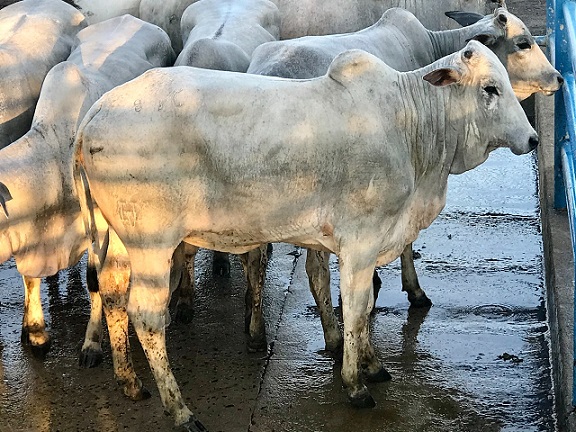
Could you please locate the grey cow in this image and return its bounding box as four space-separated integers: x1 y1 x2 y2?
74 41 537 430
244 6 562 352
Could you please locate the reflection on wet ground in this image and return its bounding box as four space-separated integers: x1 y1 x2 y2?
0 150 553 431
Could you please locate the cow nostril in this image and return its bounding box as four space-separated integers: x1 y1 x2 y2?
557 74 565 86
529 135 539 150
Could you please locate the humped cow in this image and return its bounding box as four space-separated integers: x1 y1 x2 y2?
172 0 280 328
0 14 175 367
270 0 501 39
74 41 538 429
0 0 87 148
245 6 563 351
139 0 494 58
74 0 141 24
175 0 280 71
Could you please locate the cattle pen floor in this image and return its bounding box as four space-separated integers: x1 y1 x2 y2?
0 0 560 431
0 147 556 432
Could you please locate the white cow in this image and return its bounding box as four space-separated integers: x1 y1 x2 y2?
245 6 563 351
0 15 174 368
175 0 280 71
139 0 198 55
140 0 495 57
270 0 500 39
74 0 141 24
0 0 87 148
74 41 537 429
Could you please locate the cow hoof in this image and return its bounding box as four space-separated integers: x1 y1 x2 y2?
212 257 231 277
29 340 52 360
247 335 267 353
348 388 376 409
408 294 433 309
79 347 104 368
364 367 392 383
325 341 344 361
177 417 209 432
22 329 51 359
123 382 151 401
175 303 194 324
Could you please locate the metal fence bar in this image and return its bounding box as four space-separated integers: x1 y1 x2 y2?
548 0 576 406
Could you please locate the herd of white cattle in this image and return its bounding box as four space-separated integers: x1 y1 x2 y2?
0 0 563 430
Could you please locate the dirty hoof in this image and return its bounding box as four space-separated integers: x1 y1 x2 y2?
175 302 194 324
348 388 376 409
247 335 267 353
29 340 52 360
123 382 151 401
408 293 433 309
364 367 392 383
79 347 104 368
177 417 209 432
212 256 231 277
22 329 51 359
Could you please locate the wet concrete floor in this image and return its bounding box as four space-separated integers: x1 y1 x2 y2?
0 148 555 431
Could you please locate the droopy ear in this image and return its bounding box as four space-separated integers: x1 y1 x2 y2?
0 181 12 218
423 67 461 87
445 11 485 27
467 33 498 47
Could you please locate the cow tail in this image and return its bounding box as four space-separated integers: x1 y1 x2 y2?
73 132 108 277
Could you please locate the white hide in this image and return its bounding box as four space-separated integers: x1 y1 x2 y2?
75 41 537 427
0 0 87 148
74 0 141 24
0 14 174 279
175 0 280 71
270 0 498 39
248 7 562 100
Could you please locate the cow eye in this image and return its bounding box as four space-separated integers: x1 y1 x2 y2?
484 85 499 96
517 42 531 50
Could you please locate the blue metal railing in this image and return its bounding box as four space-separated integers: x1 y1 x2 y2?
547 0 576 407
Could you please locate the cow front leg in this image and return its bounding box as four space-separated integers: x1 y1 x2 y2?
239 245 268 352
339 251 389 408
212 251 231 277
400 243 432 308
79 253 104 368
127 247 205 429
305 249 342 353
21 276 51 358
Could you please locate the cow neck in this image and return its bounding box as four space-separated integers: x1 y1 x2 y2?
428 19 495 60
397 62 465 189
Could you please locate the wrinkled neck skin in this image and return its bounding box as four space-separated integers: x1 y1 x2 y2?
428 17 496 59
396 61 488 220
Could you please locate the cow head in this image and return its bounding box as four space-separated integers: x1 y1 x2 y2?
423 41 538 173
447 7 564 100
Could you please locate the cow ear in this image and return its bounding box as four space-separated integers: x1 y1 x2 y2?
445 11 485 27
423 68 461 87
0 181 12 218
467 33 498 47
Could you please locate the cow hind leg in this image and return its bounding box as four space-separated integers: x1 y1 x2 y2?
127 246 204 429
239 245 268 352
21 276 51 358
100 231 150 401
305 249 342 353
400 243 432 308
174 243 196 324
79 254 104 368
